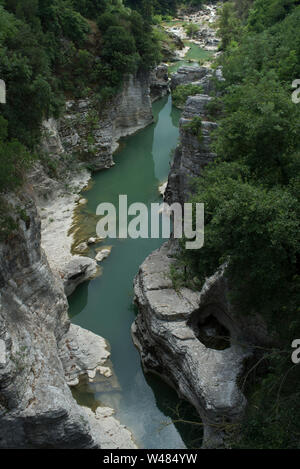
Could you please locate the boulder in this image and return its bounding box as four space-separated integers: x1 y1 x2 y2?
170 66 209 89
61 256 98 296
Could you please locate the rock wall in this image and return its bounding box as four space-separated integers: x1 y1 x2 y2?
59 71 156 172
132 243 252 448
52 68 169 173
166 91 217 205
132 24 253 447
0 192 136 448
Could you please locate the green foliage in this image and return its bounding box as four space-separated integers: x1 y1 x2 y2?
186 162 300 321
236 350 300 449
231 0 254 21
214 74 300 185
0 0 162 197
184 22 199 38
102 26 139 78
0 198 18 242
248 0 300 31
71 0 109 19
183 116 203 142
0 116 35 192
204 97 223 120
96 6 161 90
217 1 244 50
172 84 203 108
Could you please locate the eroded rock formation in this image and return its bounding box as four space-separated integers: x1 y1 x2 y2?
0 193 136 449
132 243 252 448
30 68 170 297
166 92 217 205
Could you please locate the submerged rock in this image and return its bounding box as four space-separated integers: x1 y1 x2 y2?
95 248 112 263
83 407 137 449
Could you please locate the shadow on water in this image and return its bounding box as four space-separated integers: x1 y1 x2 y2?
68 95 203 449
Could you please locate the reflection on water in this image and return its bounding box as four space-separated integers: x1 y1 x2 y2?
68 95 203 449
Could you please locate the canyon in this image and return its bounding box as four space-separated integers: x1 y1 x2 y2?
0 2 253 449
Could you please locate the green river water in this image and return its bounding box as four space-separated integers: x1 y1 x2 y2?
68 95 203 449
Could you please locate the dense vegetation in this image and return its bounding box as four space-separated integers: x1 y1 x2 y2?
175 0 300 448
126 0 206 17
172 84 203 107
0 0 161 145
0 0 299 449
0 0 162 213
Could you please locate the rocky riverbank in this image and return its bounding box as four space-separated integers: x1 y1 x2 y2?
0 192 137 448
32 67 169 297
166 2 220 56
0 3 225 449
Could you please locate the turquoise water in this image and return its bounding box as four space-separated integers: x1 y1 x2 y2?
68 95 203 449
168 43 213 74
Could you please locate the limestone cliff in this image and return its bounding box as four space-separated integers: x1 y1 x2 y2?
0 193 91 448
166 92 217 205
0 192 136 448
132 242 253 448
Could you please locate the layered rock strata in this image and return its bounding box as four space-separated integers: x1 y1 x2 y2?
0 193 136 448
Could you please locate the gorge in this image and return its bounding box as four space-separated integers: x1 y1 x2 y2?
0 3 221 449
1 0 299 451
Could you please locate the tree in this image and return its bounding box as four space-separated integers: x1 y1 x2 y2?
214 74 300 186
185 23 199 38
185 161 300 323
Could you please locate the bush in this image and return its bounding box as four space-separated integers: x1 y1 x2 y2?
0 117 35 193
183 116 203 142
185 23 200 38
172 84 203 108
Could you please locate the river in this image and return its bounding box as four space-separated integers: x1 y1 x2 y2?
68 95 203 449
